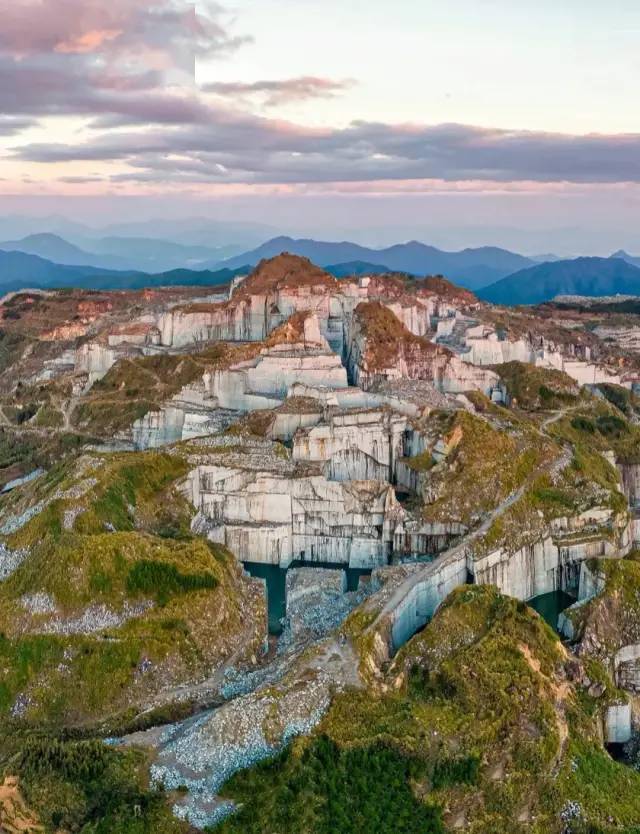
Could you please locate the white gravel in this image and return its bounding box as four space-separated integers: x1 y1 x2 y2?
37 601 154 635
0 543 28 579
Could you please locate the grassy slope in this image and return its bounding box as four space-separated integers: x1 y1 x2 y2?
0 451 265 729
73 342 264 436
495 360 581 411
563 553 640 660
215 586 640 834
418 409 556 527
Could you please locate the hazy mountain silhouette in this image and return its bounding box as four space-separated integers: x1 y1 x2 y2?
213 236 534 289
479 257 640 305
0 249 247 292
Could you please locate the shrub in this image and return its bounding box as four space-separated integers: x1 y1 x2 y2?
596 414 628 438
571 416 596 434
126 560 217 606
216 736 446 834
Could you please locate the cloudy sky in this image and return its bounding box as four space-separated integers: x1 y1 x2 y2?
2 0 640 252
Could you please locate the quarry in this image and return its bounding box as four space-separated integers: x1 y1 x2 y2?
2 255 640 832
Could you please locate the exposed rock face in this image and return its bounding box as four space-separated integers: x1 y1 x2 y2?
345 301 499 396
155 256 345 349
618 462 640 510
74 341 120 386
131 314 348 448
387 522 630 655
107 321 161 347
442 317 635 389
292 408 406 482
471 529 624 601
182 436 404 568
150 257 476 359
132 401 238 449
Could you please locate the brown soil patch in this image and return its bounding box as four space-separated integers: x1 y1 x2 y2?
0 776 43 834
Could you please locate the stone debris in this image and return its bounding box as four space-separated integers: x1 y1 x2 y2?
1 468 44 494
0 501 46 536
21 592 57 614
0 476 98 536
0 544 28 580
280 567 372 647
63 507 82 530
10 692 32 719
35 601 153 635
147 668 335 828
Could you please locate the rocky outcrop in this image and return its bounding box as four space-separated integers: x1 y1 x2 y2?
182 436 404 568
132 315 348 448
445 319 634 389
345 302 499 396
292 409 406 482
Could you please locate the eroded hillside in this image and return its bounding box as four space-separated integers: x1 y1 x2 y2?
0 255 640 833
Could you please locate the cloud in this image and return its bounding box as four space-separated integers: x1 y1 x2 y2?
202 76 355 106
0 0 248 126
0 0 246 61
0 117 36 136
15 121 640 186
2 0 639 192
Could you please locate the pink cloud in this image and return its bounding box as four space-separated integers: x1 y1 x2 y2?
55 29 123 55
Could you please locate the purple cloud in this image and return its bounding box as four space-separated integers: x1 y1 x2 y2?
202 76 355 106
14 121 640 186
0 0 248 126
3 0 640 192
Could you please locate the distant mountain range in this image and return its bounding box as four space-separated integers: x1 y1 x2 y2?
611 249 640 269
2 226 640 305
324 261 392 278
214 236 535 289
478 257 640 305
0 233 238 273
0 249 247 292
0 215 275 252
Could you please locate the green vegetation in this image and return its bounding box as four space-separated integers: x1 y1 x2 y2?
0 329 28 374
215 586 640 834
562 556 640 658
216 585 640 834
0 730 188 833
550 398 640 464
74 343 259 435
126 559 217 606
420 410 554 526
496 361 580 411
216 736 447 834
0 451 262 727
597 384 640 418
34 404 64 428
0 428 87 490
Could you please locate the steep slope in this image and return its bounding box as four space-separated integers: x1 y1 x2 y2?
479 257 640 305
0 451 266 728
215 237 534 289
216 585 640 834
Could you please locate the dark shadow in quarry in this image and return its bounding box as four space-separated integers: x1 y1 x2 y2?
527 589 575 633
243 560 372 636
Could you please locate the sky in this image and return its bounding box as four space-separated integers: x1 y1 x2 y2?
1 0 640 253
